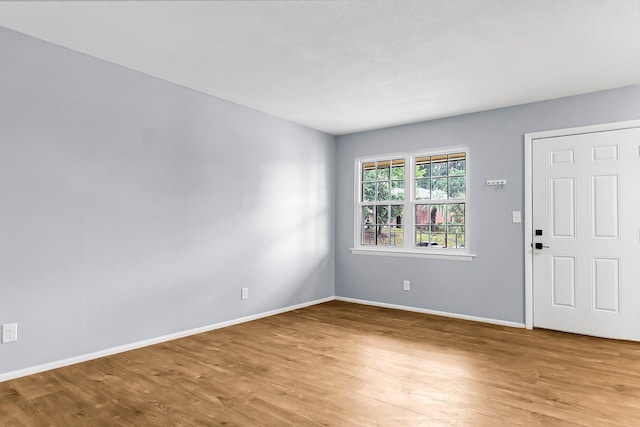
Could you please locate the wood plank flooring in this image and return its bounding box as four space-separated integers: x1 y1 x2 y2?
2 300 640 426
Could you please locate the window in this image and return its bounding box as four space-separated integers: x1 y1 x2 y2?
360 159 404 247
354 148 471 260
414 153 466 249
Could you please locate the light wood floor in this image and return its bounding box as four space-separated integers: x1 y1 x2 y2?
2 301 640 426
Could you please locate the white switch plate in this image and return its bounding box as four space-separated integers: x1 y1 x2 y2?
512 211 522 223
403 280 410 291
241 288 249 300
2 323 18 343
486 179 507 186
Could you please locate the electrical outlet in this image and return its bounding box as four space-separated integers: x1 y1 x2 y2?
241 288 249 300
486 179 507 186
2 323 18 343
403 280 410 291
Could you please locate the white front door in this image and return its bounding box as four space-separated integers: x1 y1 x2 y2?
532 127 640 340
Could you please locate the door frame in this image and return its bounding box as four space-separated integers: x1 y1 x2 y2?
524 119 640 329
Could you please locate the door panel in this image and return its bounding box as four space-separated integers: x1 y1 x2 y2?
532 127 640 340
551 177 575 238
592 258 619 313
592 175 618 238
552 256 575 308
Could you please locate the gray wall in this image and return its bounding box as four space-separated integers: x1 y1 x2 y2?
336 85 640 324
0 27 335 375
1 25 639 379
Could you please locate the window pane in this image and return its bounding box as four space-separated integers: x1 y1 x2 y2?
431 154 448 176
362 226 376 245
447 226 464 248
448 155 465 176
391 180 404 200
377 226 390 245
415 178 430 200
362 162 376 181
431 178 448 200
376 205 389 225
432 204 446 225
448 177 465 199
391 159 405 180
362 182 375 202
415 156 430 178
362 204 377 246
391 205 403 225
430 233 446 247
415 226 430 246
391 168 404 181
390 226 403 246
377 181 390 201
415 205 431 225
377 164 390 181
447 203 465 224
362 205 374 225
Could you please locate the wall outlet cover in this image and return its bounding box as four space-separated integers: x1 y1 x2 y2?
2 323 18 343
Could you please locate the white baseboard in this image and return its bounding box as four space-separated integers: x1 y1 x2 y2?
0 296 334 383
1 295 524 382
335 296 525 328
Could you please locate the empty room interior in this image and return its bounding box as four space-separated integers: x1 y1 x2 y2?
2 1 640 425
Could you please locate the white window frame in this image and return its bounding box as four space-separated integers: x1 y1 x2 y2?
350 146 475 261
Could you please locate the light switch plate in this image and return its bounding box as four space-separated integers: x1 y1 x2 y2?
512 211 521 223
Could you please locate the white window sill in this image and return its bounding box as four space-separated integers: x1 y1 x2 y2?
349 247 475 261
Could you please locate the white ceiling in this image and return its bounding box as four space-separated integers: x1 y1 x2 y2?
0 1 639 135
